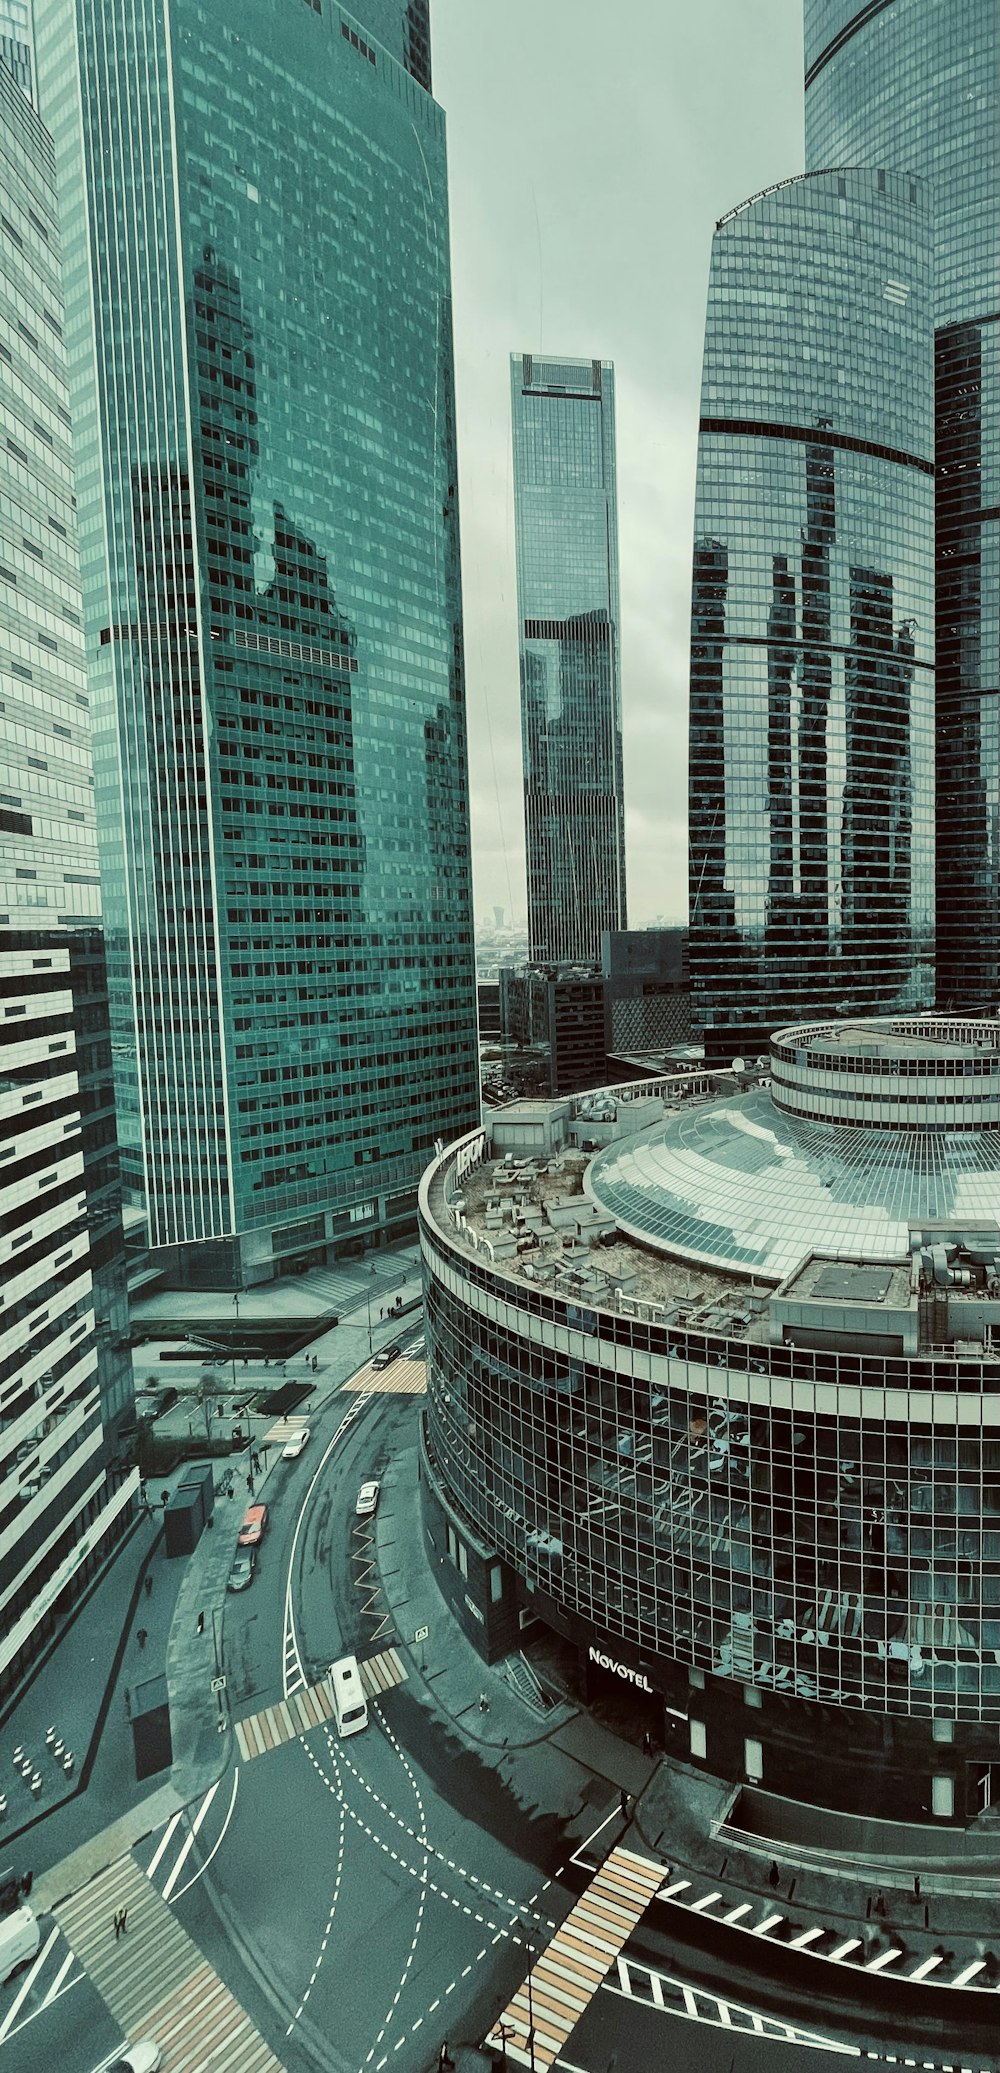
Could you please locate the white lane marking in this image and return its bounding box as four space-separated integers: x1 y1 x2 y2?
42 1949 77 2004
170 1765 240 1903
0 1969 82 2044
160 1779 220 1901
145 1808 183 1881
0 1926 59 2041
281 1387 373 1703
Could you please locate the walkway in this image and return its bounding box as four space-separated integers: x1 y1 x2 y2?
484 1844 664 2071
54 1853 284 2072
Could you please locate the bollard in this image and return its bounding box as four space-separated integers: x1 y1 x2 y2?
30 1774 42 1796
12 1746 23 1766
0 1794 6 1817
20 1758 32 1779
54 1739 64 1758
63 1752 74 1775
45 1727 56 1748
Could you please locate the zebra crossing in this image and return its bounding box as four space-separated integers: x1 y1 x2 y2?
485 1845 664 2071
610 1953 858 2052
343 1353 426 1395
53 1853 284 2072
235 1646 408 1763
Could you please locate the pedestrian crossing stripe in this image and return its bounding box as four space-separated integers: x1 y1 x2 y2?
485 1845 664 2071
54 1854 285 2073
342 1354 426 1394
235 1647 407 1762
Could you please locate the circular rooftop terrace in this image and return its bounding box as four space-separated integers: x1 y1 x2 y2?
585 1016 1000 1283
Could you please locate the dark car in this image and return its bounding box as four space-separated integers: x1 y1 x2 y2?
371 1342 402 1372
227 1547 256 1593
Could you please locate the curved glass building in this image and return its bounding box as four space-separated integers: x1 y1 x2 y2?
420 1022 1000 1825
804 0 1000 1014
688 167 936 1057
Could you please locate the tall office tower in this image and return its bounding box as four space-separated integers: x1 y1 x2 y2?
803 1 1000 1011
688 168 936 1056
0 61 134 1700
33 0 479 1287
511 354 627 967
0 0 34 98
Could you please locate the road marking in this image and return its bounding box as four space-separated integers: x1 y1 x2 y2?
609 1957 860 2054
0 1926 59 2041
160 1780 220 1901
42 1948 77 2004
53 1857 286 2071
485 1847 664 2071
169 1764 240 1903
145 1808 183 1881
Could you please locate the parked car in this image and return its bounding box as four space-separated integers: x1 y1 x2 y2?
101 2043 162 2073
237 1502 268 1548
371 1342 402 1372
227 1548 256 1593
355 1479 381 1519
282 1427 310 1460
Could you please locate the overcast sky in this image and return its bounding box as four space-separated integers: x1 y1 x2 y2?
433 0 805 929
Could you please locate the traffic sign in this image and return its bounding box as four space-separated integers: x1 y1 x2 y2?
413 1625 429 1644
210 1674 227 1693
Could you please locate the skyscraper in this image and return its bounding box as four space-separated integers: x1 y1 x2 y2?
688 0 998 1060
803 0 1000 1012
0 0 33 98
0 59 134 1698
688 170 936 1055
33 0 479 1286
511 354 627 966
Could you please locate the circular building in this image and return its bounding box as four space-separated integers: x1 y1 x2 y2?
419 1018 1000 1829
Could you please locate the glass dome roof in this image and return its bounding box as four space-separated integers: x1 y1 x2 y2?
585 1085 1000 1283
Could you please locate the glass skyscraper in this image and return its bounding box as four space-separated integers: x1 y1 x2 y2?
511 354 627 967
803 0 1000 1012
32 0 479 1285
689 169 936 1055
0 59 134 1698
689 0 999 1060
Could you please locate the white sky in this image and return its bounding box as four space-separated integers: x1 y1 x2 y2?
433 0 805 927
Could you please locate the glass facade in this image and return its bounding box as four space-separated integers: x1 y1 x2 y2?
804 0 1000 1014
688 168 936 1058
33 0 479 1281
511 354 627 968
0 58 135 1697
0 0 34 99
420 1035 1000 1820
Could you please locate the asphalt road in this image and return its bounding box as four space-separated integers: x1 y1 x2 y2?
7 1331 996 2073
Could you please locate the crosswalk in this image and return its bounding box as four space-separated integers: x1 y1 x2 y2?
53 1854 284 2072
485 1845 664 2071
342 1353 426 1395
235 1647 408 1763
612 1953 859 2052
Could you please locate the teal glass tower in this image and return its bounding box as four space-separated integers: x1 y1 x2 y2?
803 0 1000 1011
32 0 479 1284
511 354 627 968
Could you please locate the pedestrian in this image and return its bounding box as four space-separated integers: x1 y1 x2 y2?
196 1610 205 1636
478 1691 489 1713
246 1472 253 1491
136 1627 148 1650
875 1890 886 1918
113 1909 120 1940
144 1574 153 1598
620 1788 630 1820
768 1860 780 1889
160 1488 170 1509
913 1873 921 1899
119 1907 128 1935
642 1729 652 1755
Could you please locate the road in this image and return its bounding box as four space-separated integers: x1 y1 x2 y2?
5 1325 998 2073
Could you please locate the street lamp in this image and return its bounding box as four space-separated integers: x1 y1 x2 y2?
511 1919 537 2073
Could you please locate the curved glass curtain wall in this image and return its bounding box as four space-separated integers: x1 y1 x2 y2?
687 167 936 1055
804 0 1000 1014
422 1201 1000 1727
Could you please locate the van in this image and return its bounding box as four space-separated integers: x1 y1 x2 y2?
327 1654 368 1738
0 1905 40 1985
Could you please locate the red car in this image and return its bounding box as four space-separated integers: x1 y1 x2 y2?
237 1502 268 1548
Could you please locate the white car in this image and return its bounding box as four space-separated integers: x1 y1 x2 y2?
355 1479 380 1519
103 2043 162 2073
282 1427 310 1460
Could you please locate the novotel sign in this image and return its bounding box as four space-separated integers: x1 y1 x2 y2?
589 1644 653 1693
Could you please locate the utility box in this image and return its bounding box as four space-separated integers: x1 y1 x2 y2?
129 1673 172 1780
177 1463 214 1534
164 1486 202 1557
